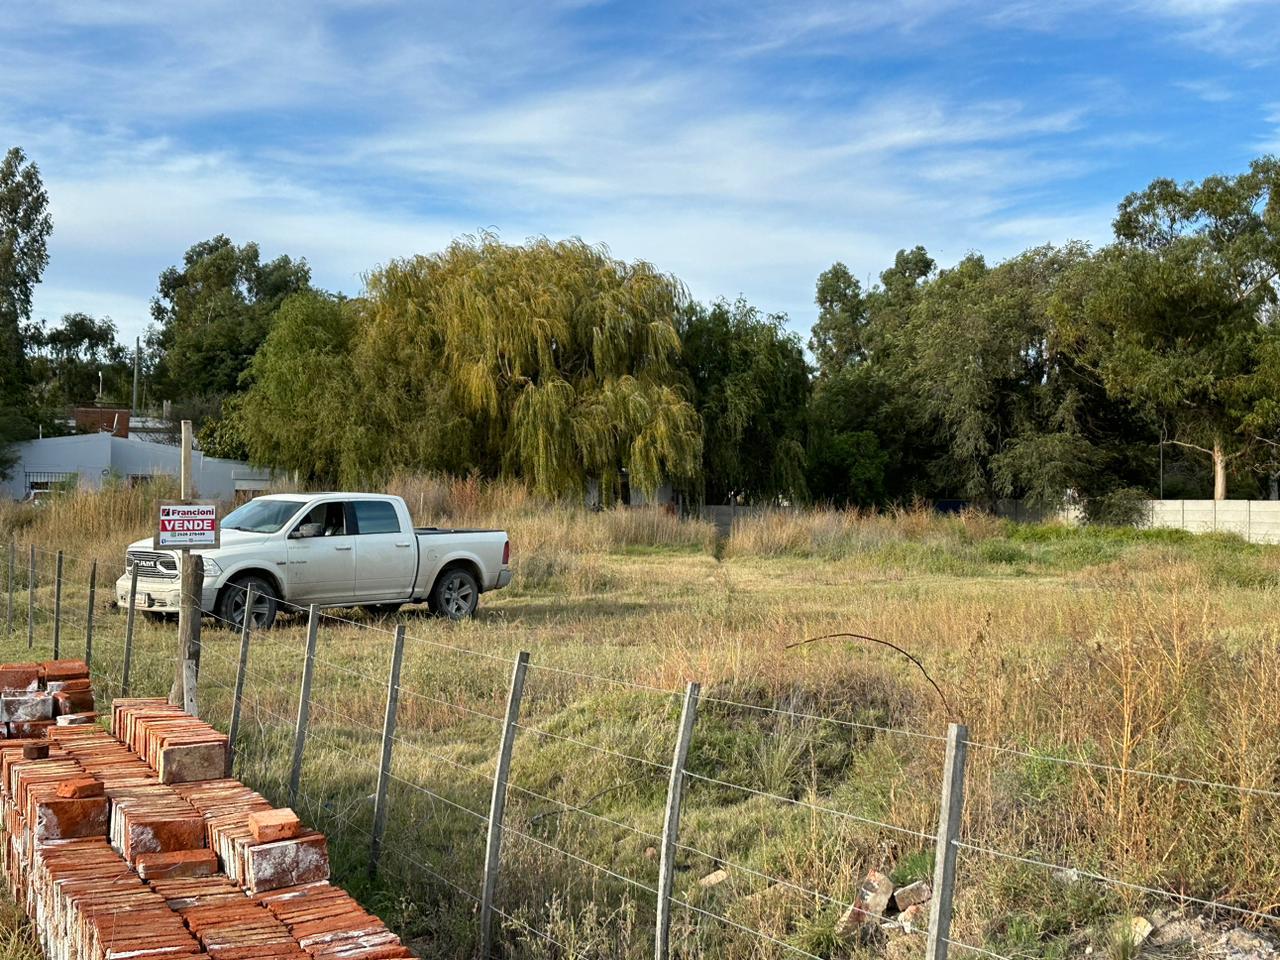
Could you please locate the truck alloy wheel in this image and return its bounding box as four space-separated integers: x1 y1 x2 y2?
436 570 478 619
219 577 279 630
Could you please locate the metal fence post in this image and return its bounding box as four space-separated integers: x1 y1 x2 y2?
5 540 13 636
27 546 35 649
84 559 97 668
227 585 256 776
479 651 530 959
655 682 700 960
52 550 63 658
288 604 320 810
369 624 406 879
925 723 969 960
121 566 138 697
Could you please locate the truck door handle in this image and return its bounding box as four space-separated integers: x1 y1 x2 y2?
395 542 411 548
334 545 353 551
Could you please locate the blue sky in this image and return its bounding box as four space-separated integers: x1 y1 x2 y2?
4 0 1279 343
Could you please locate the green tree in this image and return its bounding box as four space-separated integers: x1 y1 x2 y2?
26 312 129 408
150 236 311 401
677 298 810 503
806 247 938 504
237 236 702 496
232 292 365 483
0 146 52 477
809 262 866 377
1061 158 1280 499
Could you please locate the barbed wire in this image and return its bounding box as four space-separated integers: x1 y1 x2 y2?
698 693 948 744
683 770 937 842
512 721 672 773
502 822 658 896
507 781 662 842
674 898 829 960
956 841 1280 925
963 739 1280 801
523 660 681 699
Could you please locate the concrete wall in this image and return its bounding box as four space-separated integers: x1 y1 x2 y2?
1147 499 1280 544
2 434 271 502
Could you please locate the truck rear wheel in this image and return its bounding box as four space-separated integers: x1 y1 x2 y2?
217 575 279 630
432 567 478 620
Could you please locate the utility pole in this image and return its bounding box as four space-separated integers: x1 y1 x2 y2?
132 337 140 415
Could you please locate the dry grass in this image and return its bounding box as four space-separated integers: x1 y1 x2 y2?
1 482 1278 959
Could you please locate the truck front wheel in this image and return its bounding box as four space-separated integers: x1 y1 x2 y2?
431 567 478 620
217 575 279 630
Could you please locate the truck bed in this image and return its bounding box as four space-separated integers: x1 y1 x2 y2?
414 527 504 535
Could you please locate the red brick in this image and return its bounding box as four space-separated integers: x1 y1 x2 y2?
41 659 90 682
53 689 95 715
55 775 104 799
9 720 54 739
244 833 329 893
136 848 220 881
33 796 109 840
0 664 41 692
248 808 302 843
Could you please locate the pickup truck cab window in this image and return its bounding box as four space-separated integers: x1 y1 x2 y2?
352 500 401 535
222 498 302 534
290 502 348 538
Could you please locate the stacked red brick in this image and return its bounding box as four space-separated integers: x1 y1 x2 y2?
0 677 409 960
0 660 97 739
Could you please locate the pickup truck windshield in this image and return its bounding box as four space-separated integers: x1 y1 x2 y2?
221 499 303 533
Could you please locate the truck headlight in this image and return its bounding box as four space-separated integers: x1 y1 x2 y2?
201 558 222 577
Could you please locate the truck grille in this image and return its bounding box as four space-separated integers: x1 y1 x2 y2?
126 550 179 579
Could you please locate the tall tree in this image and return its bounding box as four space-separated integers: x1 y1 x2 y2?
224 292 369 478
0 146 52 477
677 298 810 503
806 247 938 505
237 235 703 497
149 236 311 401
809 262 866 378
1061 158 1280 499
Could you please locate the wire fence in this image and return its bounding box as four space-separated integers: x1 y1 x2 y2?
1 542 1278 960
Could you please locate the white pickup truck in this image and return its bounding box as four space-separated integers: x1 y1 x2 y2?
115 493 512 628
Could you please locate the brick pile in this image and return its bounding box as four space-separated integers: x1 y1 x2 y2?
0 660 96 739
0 667 413 960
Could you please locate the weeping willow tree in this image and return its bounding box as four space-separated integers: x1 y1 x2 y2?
354 234 702 499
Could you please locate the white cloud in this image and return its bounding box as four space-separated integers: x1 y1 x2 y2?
9 0 1272 348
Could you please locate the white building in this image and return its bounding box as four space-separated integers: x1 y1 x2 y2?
1 433 272 502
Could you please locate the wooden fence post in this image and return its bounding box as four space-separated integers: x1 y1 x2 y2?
121 566 138 697
227 585 256 776
479 651 530 959
5 540 13 637
288 604 320 810
52 550 63 658
368 624 406 879
26 546 35 650
655 682 700 960
175 554 203 714
925 723 969 960
84 559 97 668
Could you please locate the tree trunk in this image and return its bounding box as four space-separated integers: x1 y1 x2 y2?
1270 471 1278 501
1212 437 1227 501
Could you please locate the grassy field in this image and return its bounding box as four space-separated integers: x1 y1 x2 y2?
1 478 1279 959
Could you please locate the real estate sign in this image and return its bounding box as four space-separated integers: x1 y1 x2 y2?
154 501 220 550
